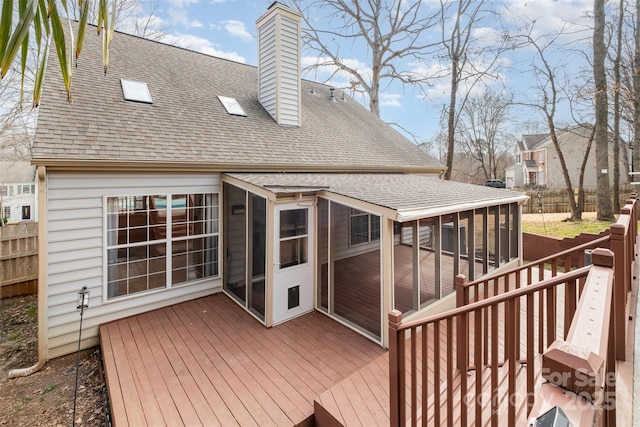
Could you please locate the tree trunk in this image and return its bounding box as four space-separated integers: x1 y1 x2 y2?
577 126 596 220
612 0 624 212
548 123 580 220
444 59 458 181
634 0 640 176
594 0 615 220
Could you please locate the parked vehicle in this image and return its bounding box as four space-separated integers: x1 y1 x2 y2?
484 179 506 188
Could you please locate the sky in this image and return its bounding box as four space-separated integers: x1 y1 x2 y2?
116 0 601 146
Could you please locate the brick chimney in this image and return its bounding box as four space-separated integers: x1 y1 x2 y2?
256 2 302 127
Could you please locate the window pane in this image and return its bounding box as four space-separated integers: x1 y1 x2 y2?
280 237 308 268
280 209 307 238
370 215 381 241
350 215 369 245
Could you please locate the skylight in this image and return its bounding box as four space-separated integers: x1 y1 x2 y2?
120 79 153 104
218 96 247 117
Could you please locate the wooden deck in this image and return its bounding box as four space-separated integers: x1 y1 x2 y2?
100 293 386 427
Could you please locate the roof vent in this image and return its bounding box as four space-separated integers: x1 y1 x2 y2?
120 79 152 104
329 88 335 102
218 96 247 117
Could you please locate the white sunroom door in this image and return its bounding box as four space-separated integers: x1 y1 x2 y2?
273 203 315 324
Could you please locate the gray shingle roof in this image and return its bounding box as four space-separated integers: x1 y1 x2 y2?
521 134 548 150
227 173 528 221
32 27 443 173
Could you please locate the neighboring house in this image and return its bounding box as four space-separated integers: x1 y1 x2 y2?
31 3 527 360
507 124 621 189
508 133 548 188
0 161 37 223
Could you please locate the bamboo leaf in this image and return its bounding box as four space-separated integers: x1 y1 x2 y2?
75 0 89 61
0 0 13 61
32 35 50 107
0 0 37 78
19 0 29 104
97 0 107 35
50 4 72 102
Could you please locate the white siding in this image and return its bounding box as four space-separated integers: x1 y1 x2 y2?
257 6 300 127
45 172 222 358
278 15 300 126
258 16 278 121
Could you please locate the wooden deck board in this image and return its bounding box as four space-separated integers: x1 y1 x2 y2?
100 293 385 427
127 316 185 427
116 319 166 427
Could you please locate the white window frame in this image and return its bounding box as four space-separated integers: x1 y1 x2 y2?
104 193 220 301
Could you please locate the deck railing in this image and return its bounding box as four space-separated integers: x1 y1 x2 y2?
389 195 637 427
458 195 636 361
528 249 617 426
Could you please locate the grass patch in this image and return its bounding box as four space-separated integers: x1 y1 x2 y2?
522 218 615 239
43 384 56 394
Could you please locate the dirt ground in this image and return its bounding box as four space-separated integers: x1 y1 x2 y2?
0 295 108 427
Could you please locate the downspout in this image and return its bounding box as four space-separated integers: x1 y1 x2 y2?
9 165 47 377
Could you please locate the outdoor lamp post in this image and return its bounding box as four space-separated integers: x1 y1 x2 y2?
77 286 90 310
72 286 90 427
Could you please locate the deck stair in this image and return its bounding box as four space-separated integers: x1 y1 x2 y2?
313 337 543 427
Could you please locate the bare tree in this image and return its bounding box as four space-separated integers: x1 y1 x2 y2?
457 89 512 180
511 29 584 220
438 0 510 180
594 0 615 220
289 0 442 118
71 0 168 41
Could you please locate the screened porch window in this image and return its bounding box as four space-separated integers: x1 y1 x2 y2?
349 208 380 246
106 193 219 299
280 209 308 268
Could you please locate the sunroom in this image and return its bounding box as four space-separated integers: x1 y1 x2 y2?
222 173 528 346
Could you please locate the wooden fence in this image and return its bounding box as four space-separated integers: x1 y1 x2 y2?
0 222 38 299
522 186 634 214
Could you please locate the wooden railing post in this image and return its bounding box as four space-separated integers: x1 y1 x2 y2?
389 310 404 427
455 275 469 372
456 274 468 308
533 249 613 425
609 223 627 360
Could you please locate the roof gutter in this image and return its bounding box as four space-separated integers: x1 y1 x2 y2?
395 194 529 222
30 158 446 175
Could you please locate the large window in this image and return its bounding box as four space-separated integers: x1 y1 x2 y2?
106 193 219 299
0 186 7 197
349 208 380 246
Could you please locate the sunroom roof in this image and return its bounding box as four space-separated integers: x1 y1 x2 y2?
225 173 529 222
